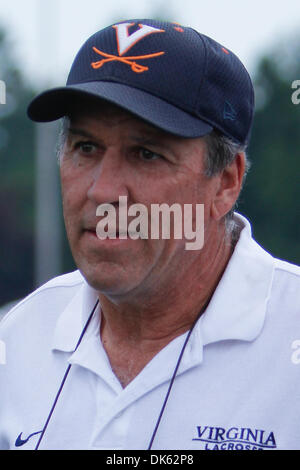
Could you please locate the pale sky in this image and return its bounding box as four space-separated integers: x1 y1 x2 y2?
0 0 300 90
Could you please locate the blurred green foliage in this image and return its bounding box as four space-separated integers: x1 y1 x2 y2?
0 26 299 306
239 45 300 264
0 29 36 305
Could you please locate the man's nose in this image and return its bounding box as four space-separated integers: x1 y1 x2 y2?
87 148 129 205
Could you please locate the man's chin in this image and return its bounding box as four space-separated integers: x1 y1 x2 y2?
78 265 138 298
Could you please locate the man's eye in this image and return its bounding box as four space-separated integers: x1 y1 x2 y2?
75 142 96 154
139 148 162 161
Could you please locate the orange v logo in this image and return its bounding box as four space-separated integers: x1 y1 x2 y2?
91 22 165 74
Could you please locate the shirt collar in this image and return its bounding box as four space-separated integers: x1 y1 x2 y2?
52 277 99 353
197 212 275 346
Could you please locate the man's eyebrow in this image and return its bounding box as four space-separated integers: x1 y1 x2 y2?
67 127 96 139
131 134 171 151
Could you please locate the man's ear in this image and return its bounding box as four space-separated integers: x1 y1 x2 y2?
211 152 246 221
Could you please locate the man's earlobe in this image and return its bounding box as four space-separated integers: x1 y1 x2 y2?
211 153 246 221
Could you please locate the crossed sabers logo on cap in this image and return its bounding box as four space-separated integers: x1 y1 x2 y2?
91 22 166 73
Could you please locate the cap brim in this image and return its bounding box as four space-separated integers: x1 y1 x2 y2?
27 81 213 138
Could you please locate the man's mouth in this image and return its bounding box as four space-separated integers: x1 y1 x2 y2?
85 228 130 240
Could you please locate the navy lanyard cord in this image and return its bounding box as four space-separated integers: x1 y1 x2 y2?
35 299 100 450
147 322 196 450
147 298 211 450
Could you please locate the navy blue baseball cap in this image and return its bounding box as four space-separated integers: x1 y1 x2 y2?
28 19 254 145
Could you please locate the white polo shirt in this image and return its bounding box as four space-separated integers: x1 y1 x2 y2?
1 213 300 450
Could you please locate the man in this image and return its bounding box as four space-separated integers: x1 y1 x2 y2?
0 19 299 451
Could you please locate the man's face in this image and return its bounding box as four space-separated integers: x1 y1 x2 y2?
60 100 220 300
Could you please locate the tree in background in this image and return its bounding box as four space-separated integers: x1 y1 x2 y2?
240 34 300 265
0 27 35 306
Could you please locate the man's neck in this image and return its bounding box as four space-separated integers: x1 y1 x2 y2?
98 226 234 387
